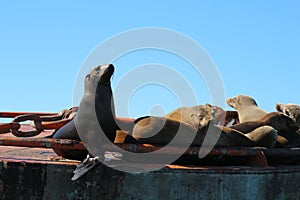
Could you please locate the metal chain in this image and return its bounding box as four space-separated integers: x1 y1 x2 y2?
0 107 78 137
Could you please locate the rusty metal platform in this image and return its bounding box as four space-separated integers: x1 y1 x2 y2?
1 155 300 200
1 124 300 199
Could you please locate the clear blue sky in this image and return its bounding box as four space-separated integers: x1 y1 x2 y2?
0 1 299 119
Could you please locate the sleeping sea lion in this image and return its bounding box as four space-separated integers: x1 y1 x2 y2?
230 112 300 147
165 103 237 127
165 104 215 129
276 103 300 126
130 115 277 148
230 112 299 133
227 95 267 123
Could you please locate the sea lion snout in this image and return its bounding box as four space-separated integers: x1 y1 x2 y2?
85 64 115 85
226 98 234 107
101 64 115 84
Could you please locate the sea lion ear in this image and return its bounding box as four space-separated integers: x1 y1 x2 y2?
100 64 115 84
85 74 90 81
276 103 283 112
205 103 212 108
236 96 240 105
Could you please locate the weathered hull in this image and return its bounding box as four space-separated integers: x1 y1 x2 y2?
1 159 300 200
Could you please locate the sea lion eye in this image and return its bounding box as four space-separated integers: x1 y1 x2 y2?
95 66 101 74
197 114 203 120
285 110 290 116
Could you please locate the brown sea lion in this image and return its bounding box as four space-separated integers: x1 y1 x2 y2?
244 126 278 148
230 112 300 147
230 112 299 133
276 103 300 126
227 95 267 123
215 110 239 126
130 116 277 148
165 104 215 129
165 104 237 128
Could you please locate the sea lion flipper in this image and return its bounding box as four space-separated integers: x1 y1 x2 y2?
71 154 100 181
245 126 278 148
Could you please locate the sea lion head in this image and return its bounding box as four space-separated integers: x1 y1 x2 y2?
227 95 258 110
84 64 114 93
190 103 215 129
276 103 300 126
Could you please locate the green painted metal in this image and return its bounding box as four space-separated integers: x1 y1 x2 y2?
1 160 300 200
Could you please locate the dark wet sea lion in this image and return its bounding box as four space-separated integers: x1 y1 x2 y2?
276 103 300 126
53 64 121 160
230 112 299 133
244 126 278 148
230 112 300 148
227 95 267 123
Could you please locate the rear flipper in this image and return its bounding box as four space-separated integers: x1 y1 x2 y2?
245 126 278 148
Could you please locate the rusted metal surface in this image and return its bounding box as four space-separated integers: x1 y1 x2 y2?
0 129 300 199
0 109 135 139
0 111 58 118
40 118 73 130
1 136 300 166
0 137 261 156
11 114 43 137
0 123 20 134
0 137 86 150
0 108 78 137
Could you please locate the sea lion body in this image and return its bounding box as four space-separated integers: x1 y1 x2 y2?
230 112 300 148
165 104 215 129
276 103 300 126
244 126 278 148
230 112 299 133
53 64 119 160
131 116 277 148
165 103 236 128
227 95 267 123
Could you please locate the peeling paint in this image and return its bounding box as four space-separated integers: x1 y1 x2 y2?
1 158 300 199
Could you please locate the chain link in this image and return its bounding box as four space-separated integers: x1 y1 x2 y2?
0 107 78 137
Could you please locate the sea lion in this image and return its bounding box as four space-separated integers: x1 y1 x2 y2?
230 112 300 147
230 112 299 133
276 103 300 126
53 64 121 160
244 126 278 148
165 104 215 129
227 95 267 123
165 104 237 128
130 115 277 148
215 110 239 126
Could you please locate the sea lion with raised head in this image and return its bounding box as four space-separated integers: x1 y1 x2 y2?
53 64 124 160
227 95 267 123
